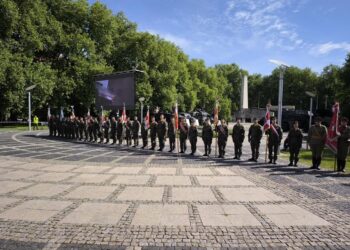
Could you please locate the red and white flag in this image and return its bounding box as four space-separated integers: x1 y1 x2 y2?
145 107 150 129
263 105 271 132
174 102 179 130
326 102 339 153
122 103 127 123
213 100 219 125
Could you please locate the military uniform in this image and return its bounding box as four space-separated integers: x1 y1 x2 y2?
48 116 54 136
93 118 99 142
78 119 85 140
168 121 176 152
248 123 263 161
125 120 132 146
202 123 213 156
150 120 158 150
110 119 117 144
141 121 149 148
337 125 350 172
103 118 110 143
132 120 141 147
117 120 123 145
232 123 245 159
189 124 198 155
217 124 228 158
83 118 89 141
266 124 283 163
286 127 303 166
308 124 327 169
157 120 167 151
179 122 189 153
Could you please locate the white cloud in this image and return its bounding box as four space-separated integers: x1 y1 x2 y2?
310 42 350 55
146 29 191 49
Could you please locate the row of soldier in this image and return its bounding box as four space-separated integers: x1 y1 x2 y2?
48 114 349 172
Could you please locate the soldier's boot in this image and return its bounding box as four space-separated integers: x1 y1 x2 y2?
288 155 293 166
310 157 316 169
341 160 346 172
294 157 299 167
316 157 321 169
337 160 342 172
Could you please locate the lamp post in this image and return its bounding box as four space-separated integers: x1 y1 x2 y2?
25 85 37 131
269 59 289 126
139 97 145 121
306 91 316 130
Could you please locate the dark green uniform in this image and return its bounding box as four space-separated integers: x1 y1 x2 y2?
337 125 350 172
125 120 132 146
103 119 110 143
157 120 167 151
48 116 54 137
189 125 198 155
117 120 123 145
78 119 84 140
179 122 188 153
266 124 283 163
93 119 99 142
83 118 89 141
232 124 245 159
308 124 327 169
168 121 176 152
202 123 213 156
150 121 158 150
248 123 263 161
110 119 117 144
132 120 141 147
286 127 303 166
141 121 149 149
217 124 228 158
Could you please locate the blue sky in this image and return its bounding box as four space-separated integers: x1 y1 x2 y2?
89 0 350 75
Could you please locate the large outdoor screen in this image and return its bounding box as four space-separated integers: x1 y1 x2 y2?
94 72 135 110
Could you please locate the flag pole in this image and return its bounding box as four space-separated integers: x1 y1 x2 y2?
265 135 268 163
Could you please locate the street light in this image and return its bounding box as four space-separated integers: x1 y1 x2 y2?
269 59 289 126
25 84 37 131
306 91 316 130
139 97 145 122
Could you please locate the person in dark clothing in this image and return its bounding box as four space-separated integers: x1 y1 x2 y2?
189 119 198 155
93 117 99 142
132 116 141 147
308 117 327 170
286 121 303 166
125 117 132 146
168 117 176 152
248 118 263 162
141 117 149 149
103 116 110 144
202 118 213 156
179 117 189 153
110 117 117 144
117 117 124 145
149 116 158 150
216 119 228 158
232 118 245 160
336 117 350 172
265 117 283 164
78 117 85 140
157 114 167 151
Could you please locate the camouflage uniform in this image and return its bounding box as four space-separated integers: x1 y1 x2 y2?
189 124 198 155
248 123 263 161
232 123 245 159
337 125 350 172
202 123 213 156
308 124 327 169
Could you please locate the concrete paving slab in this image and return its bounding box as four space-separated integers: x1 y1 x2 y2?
0 197 20 209
215 168 237 175
72 165 112 173
117 187 164 201
255 204 331 226
60 202 129 225
110 175 151 185
0 170 40 180
172 188 217 202
197 176 255 186
197 205 261 226
182 167 214 176
0 181 32 194
41 164 79 172
64 186 117 200
28 172 76 182
146 167 177 175
220 187 285 202
14 183 73 197
67 174 112 184
0 200 71 222
132 204 190 226
107 167 142 174
155 176 192 186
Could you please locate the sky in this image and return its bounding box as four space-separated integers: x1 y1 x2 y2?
88 0 350 75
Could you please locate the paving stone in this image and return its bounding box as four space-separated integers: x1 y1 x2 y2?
196 176 255 186
0 170 40 180
19 162 50 170
132 204 190 226
14 183 73 197
214 168 237 175
64 186 118 200
0 197 20 209
67 173 112 183
0 199 71 222
60 202 129 224
155 176 192 186
0 181 32 194
182 168 214 176
255 204 331 226
41 164 79 172
172 188 217 202
197 205 261 226
117 187 164 201
289 185 334 199
111 175 151 185
28 172 76 182
146 167 177 175
219 187 285 202
72 165 112 173
0 239 46 250
108 166 143 174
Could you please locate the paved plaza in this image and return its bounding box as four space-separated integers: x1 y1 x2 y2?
0 131 349 249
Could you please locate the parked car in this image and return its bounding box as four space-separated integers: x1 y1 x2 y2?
179 112 199 126
192 110 210 125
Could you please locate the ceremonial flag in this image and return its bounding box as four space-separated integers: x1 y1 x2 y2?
213 100 219 125
263 105 271 132
145 107 150 129
174 102 179 130
122 103 127 123
326 102 339 153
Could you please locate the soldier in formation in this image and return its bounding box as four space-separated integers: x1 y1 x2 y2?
141 117 149 149
232 118 245 160
265 117 283 164
189 119 198 155
179 117 189 153
248 118 263 162
336 117 350 172
149 116 158 150
168 117 176 153
202 118 213 157
217 119 228 158
157 114 167 151
132 116 140 147
285 121 303 166
308 117 327 170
